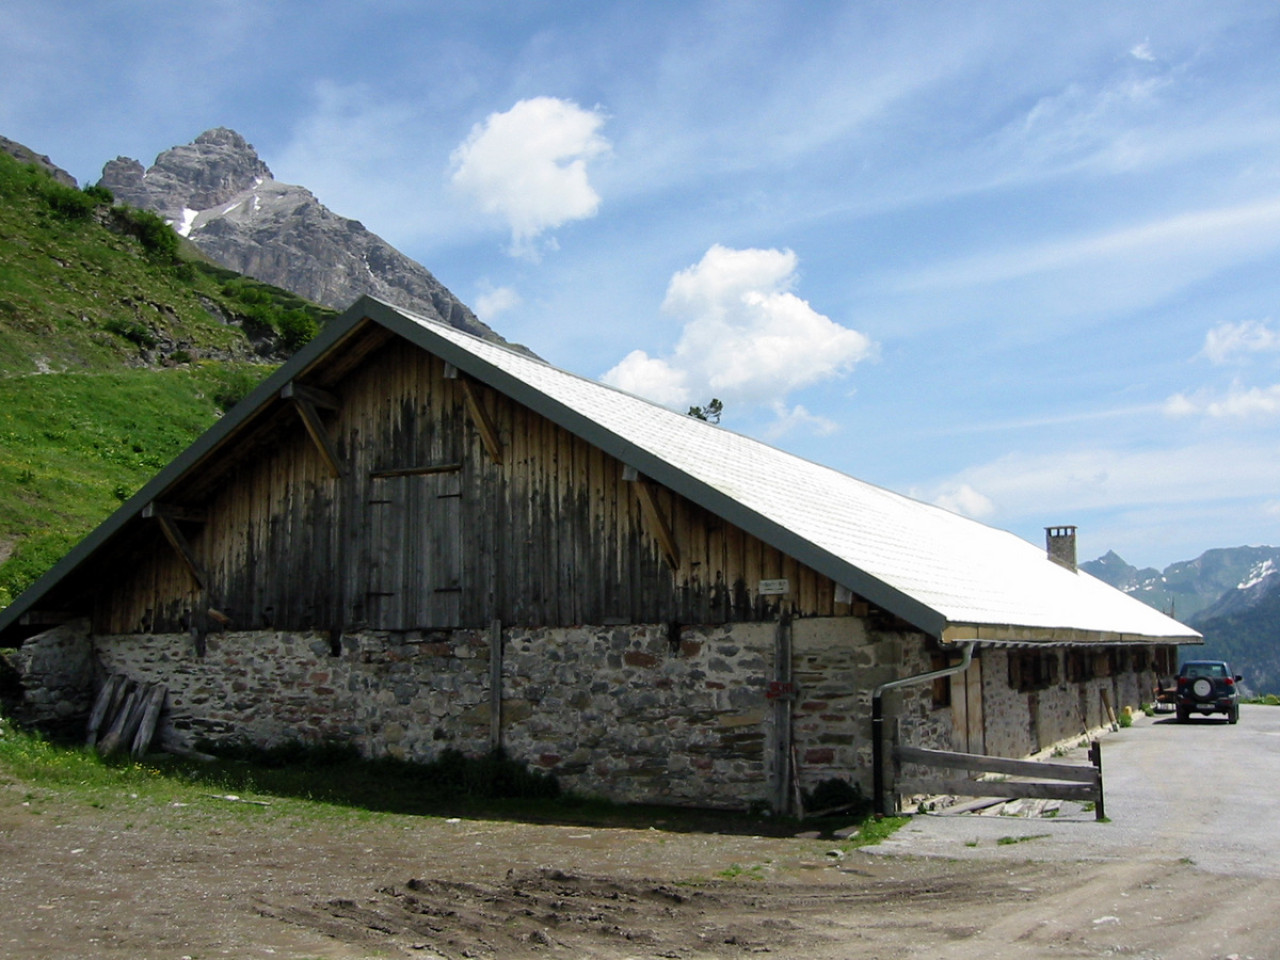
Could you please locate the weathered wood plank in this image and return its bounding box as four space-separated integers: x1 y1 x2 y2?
86 674 124 747
896 778 1098 802
634 478 680 570
894 745 1100 783
290 396 343 479
97 682 143 757
155 514 207 590
460 378 503 465
130 683 167 758
369 462 463 479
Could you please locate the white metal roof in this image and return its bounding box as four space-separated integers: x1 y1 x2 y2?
382 299 1199 646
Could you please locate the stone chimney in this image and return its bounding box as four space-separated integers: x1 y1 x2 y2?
1046 526 1078 571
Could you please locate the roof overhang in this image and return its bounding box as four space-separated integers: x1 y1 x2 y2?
941 622 1203 647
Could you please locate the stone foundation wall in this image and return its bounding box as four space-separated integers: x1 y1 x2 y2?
791 620 935 801
981 647 1163 758
79 618 910 808
3 620 1167 810
0 619 93 731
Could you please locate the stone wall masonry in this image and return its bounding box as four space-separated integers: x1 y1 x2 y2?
980 647 1164 758
82 616 914 809
87 622 786 808
790 618 941 801
0 619 94 731
497 622 777 807
7 618 1170 812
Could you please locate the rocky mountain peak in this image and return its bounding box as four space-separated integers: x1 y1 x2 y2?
98 128 519 350
101 126 272 220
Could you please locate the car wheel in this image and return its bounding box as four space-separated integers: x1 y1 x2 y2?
1176 706 1189 723
1229 705 1240 724
1191 677 1214 699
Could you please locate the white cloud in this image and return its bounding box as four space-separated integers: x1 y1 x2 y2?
916 440 1280 522
449 97 609 259
761 402 840 440
474 284 522 323
1165 382 1280 418
894 196 1280 320
931 483 996 519
601 245 875 428
1130 40 1156 62
1201 319 1280 365
603 350 690 408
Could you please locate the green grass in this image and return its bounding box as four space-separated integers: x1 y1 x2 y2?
0 150 340 608
717 862 768 880
996 833 1050 845
1245 694 1280 706
839 814 909 848
0 363 272 605
0 149 333 377
0 716 885 840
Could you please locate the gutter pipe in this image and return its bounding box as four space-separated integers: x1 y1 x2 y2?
872 641 977 817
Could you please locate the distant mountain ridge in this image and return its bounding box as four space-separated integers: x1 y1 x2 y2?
99 128 513 348
1083 546 1280 694
1081 546 1280 621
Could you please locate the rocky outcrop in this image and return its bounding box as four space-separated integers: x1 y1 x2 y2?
100 128 510 346
1 135 78 187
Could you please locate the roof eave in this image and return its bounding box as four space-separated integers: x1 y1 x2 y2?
941 622 1204 647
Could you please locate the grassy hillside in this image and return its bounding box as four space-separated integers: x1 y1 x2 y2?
0 148 336 610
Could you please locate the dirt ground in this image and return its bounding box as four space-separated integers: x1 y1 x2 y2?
0 775 1273 960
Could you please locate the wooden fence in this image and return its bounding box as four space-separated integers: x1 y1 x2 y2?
893 741 1105 820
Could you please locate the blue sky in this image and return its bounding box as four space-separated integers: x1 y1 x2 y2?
3 0 1279 571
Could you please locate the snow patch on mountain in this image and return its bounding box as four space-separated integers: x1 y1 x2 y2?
1240 559 1277 591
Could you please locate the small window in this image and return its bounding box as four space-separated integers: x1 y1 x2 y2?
1008 650 1059 692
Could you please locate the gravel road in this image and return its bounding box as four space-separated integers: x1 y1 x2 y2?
871 703 1280 879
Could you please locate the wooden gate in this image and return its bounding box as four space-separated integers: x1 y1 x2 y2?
893 741 1105 820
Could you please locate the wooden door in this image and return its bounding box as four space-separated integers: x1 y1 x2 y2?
366 472 462 629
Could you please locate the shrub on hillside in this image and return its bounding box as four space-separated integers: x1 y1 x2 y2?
277 309 319 351
82 183 114 205
110 206 180 264
40 181 96 221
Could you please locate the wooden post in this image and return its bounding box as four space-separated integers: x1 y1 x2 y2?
772 612 794 815
1089 739 1105 821
489 620 503 752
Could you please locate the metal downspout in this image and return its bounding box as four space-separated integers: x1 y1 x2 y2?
872 641 976 817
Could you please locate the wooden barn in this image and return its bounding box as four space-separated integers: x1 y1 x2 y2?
0 296 1199 812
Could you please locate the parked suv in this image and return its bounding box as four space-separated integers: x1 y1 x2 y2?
1175 660 1242 724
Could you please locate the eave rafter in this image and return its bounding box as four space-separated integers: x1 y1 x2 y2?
624 466 680 570
142 502 207 589
445 364 504 465
281 382 343 478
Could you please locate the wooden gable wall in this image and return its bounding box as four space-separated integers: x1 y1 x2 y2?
92 335 857 635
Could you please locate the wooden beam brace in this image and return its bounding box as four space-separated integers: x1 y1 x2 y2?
154 513 207 590
288 396 344 478
280 381 340 411
459 378 504 465
369 462 463 479
631 476 680 569
141 502 207 523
